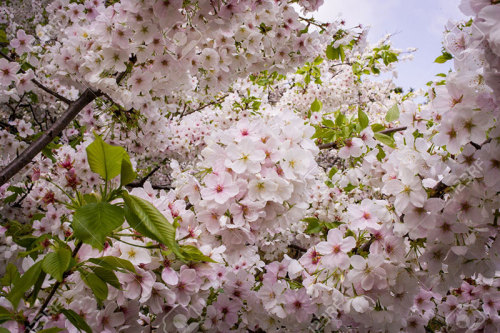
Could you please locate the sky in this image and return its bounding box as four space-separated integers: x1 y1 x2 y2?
310 0 467 92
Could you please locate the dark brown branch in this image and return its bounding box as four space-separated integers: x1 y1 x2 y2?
379 126 407 135
0 88 101 186
0 50 72 105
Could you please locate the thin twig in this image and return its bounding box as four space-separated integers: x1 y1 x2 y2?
183 94 229 116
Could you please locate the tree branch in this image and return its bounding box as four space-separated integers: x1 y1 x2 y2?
0 88 101 186
0 50 72 105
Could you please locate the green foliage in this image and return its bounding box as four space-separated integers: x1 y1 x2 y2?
296 57 323 89
8 261 43 308
81 270 108 302
374 132 396 148
385 104 400 122
72 202 125 250
434 51 453 63
357 109 369 130
61 309 93 333
86 134 136 184
42 247 72 282
311 98 322 112
303 217 342 236
122 192 182 259
88 256 136 273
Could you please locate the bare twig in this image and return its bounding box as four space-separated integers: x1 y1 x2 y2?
183 94 229 116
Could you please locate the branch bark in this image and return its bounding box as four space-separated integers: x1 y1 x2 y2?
0 88 101 186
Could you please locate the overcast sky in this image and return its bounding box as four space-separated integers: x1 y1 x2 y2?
310 0 467 92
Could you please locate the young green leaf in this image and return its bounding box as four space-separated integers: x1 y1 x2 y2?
86 135 127 181
42 247 72 282
0 306 13 321
61 309 93 333
374 132 396 148
385 104 400 122
122 192 182 259
8 261 43 309
180 245 217 263
311 98 322 112
90 267 121 289
357 109 369 130
72 202 125 250
81 271 108 302
38 328 64 333
120 155 137 186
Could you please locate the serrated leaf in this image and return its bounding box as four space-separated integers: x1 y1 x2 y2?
358 109 369 130
72 202 124 250
8 261 42 309
81 271 108 302
385 104 400 122
90 267 121 289
374 132 396 148
122 192 182 259
86 135 126 181
42 248 71 282
61 309 92 333
88 256 136 273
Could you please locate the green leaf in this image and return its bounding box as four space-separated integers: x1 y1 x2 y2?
72 202 125 250
90 267 121 289
0 328 9 333
88 256 136 273
358 109 369 130
322 118 334 128
376 145 386 161
61 309 93 333
180 245 217 263
434 52 453 63
0 29 7 44
335 113 346 127
122 192 182 259
311 98 322 112
42 247 72 282
120 155 136 186
38 328 64 333
328 167 338 179
302 217 322 234
326 44 340 60
86 135 127 181
343 183 356 192
0 263 19 287
8 261 43 309
28 272 46 304
339 45 346 62
385 104 400 122
374 133 396 148
371 123 386 132
81 271 108 302
0 306 13 321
